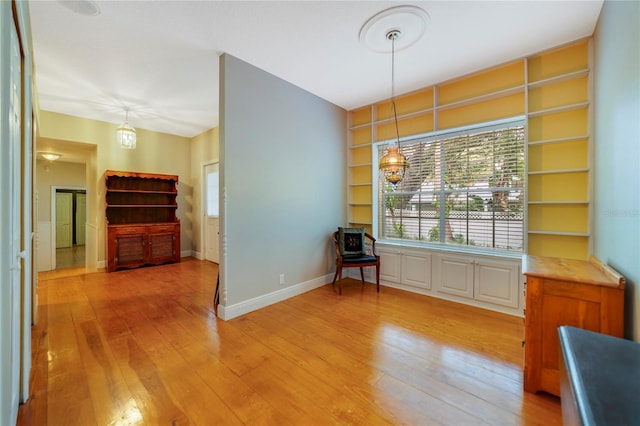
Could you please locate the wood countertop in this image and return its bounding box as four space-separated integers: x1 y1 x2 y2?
522 255 625 289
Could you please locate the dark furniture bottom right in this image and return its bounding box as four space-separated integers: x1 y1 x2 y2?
558 326 640 426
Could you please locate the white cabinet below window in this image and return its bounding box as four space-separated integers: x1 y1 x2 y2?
474 259 520 308
379 248 401 283
401 250 432 290
379 247 431 290
434 253 520 309
377 245 522 316
434 253 474 298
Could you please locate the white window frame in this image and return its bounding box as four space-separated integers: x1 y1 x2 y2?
372 116 526 256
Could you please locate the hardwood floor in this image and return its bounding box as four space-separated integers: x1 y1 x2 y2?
55 245 85 269
17 258 561 425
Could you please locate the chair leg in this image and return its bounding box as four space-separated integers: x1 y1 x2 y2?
359 267 365 282
376 264 380 293
332 267 339 288
332 265 343 295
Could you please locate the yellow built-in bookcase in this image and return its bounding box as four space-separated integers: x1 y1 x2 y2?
348 39 591 260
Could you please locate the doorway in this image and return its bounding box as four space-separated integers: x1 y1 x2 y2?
203 162 219 263
52 187 86 269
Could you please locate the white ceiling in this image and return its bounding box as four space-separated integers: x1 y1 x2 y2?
29 0 603 140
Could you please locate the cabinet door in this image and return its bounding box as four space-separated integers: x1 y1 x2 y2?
114 229 146 268
378 248 401 283
474 259 519 308
401 250 432 289
435 253 474 298
147 224 178 263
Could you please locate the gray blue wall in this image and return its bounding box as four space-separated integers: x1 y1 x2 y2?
593 0 640 340
219 54 346 312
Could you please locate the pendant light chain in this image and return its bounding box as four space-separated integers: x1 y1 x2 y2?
390 32 400 146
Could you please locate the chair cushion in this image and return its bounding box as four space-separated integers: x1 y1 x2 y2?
342 254 377 264
338 227 366 256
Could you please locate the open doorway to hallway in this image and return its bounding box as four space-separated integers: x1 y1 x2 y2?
54 189 86 269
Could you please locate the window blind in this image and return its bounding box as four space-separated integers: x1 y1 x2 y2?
378 120 525 253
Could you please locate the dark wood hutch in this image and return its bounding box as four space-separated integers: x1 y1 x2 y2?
105 170 180 272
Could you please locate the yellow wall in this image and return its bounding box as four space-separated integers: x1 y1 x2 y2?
35 160 86 222
348 39 591 259
190 127 219 256
38 111 193 267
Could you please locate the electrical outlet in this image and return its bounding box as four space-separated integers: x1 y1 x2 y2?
279 273 285 285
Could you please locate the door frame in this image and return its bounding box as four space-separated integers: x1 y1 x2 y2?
201 160 219 263
50 185 86 270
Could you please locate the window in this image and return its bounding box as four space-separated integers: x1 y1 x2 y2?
206 165 219 217
375 118 525 253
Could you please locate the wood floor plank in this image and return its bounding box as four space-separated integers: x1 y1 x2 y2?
18 259 561 425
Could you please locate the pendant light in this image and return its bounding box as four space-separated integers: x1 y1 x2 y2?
360 6 428 188
378 30 409 187
117 108 136 149
378 30 409 189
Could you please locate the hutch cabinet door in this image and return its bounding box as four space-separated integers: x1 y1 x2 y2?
147 224 180 264
111 227 146 271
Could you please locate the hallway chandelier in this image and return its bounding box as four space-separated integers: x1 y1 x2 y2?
117 108 136 149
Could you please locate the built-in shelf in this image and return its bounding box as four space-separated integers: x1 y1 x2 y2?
528 168 589 175
528 200 589 205
528 135 589 146
528 230 589 237
527 68 589 88
438 85 524 112
527 101 589 118
349 45 592 251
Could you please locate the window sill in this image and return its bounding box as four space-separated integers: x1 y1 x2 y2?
376 239 523 261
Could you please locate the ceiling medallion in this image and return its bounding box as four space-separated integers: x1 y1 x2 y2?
359 5 429 53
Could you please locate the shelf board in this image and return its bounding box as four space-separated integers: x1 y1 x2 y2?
349 202 372 206
108 204 178 208
349 162 372 168
349 182 373 187
107 189 177 195
528 200 589 205
527 68 589 89
528 135 589 146
528 168 589 175
527 101 589 118
349 122 372 131
437 85 524 112
528 230 589 237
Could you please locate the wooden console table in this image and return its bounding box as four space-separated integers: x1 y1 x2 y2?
522 255 624 396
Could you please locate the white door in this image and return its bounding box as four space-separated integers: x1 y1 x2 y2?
76 193 86 245
1 11 23 423
55 192 72 248
204 162 219 263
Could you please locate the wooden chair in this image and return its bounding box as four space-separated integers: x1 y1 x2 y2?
331 228 380 295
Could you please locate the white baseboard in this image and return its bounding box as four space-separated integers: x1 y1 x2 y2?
191 250 203 260
97 260 106 269
181 250 192 258
218 274 333 320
